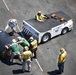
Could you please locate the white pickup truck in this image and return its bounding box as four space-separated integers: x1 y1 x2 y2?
22 11 73 43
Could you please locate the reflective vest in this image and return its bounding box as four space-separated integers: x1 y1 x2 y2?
58 51 67 63
30 40 38 51
20 38 29 47
21 51 32 60
35 14 45 22
11 43 19 53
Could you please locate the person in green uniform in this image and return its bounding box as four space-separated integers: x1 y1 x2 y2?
17 37 30 47
10 39 21 63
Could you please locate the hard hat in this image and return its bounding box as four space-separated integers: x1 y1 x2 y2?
60 48 65 53
10 19 17 22
29 37 34 40
24 46 29 51
17 36 22 40
9 19 17 25
38 11 42 13
9 19 15 22
12 39 16 43
29 37 34 42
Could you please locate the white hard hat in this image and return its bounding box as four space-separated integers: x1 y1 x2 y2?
17 36 22 40
9 19 17 25
29 37 34 40
60 48 65 53
38 11 42 13
9 19 16 22
12 39 16 43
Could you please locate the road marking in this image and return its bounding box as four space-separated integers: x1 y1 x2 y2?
2 0 15 19
2 0 9 11
35 59 43 72
35 59 46 75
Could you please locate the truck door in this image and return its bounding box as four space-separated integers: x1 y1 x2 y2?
52 25 62 37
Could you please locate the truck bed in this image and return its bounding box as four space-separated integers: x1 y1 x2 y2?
26 11 71 32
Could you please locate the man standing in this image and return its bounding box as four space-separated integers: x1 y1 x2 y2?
10 39 21 63
28 37 38 59
57 48 67 74
21 46 32 72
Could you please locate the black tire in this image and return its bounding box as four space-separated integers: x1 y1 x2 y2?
41 33 51 43
61 28 68 35
6 50 12 57
1 49 11 59
1 50 6 58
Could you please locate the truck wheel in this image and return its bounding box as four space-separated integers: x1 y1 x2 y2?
6 50 12 57
61 28 68 35
41 33 51 43
1 50 6 58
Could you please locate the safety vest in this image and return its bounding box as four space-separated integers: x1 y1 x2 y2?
58 51 67 63
30 40 38 51
11 43 19 53
21 38 29 47
21 51 32 60
35 14 44 21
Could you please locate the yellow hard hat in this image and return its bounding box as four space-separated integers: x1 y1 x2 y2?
24 46 29 51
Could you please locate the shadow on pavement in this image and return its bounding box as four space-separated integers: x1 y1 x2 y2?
47 70 60 75
0 57 11 65
13 69 23 74
13 69 29 74
0 56 22 65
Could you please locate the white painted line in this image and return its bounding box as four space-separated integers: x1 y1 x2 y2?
35 59 43 72
2 0 9 11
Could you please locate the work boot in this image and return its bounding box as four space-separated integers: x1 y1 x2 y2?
57 70 62 74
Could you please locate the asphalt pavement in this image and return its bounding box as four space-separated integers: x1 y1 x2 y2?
0 0 76 75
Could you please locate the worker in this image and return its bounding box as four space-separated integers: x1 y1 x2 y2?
10 39 21 63
35 11 48 22
4 19 18 33
21 46 32 72
28 37 38 60
17 37 30 47
57 48 67 74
